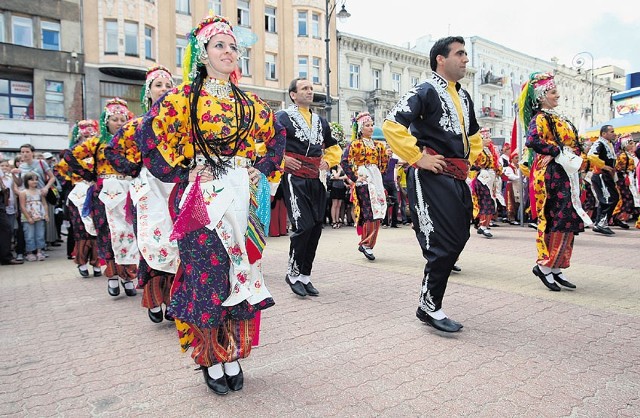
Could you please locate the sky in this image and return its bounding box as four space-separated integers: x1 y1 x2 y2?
337 0 640 75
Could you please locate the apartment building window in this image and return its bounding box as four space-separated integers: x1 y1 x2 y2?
208 0 222 15
0 14 5 43
297 11 307 36
176 0 190 14
100 81 142 115
265 53 276 80
312 57 320 84
145 26 154 60
237 1 250 27
240 49 251 76
311 13 320 38
176 37 187 67
372 69 380 90
298 56 308 79
265 7 276 33
45 80 64 120
392 72 401 92
105 20 118 54
349 64 360 89
410 76 419 87
41 21 60 51
124 22 138 56
12 16 33 47
0 79 33 119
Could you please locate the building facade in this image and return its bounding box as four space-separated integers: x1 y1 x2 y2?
0 0 84 155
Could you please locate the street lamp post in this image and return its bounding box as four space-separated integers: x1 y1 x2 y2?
572 51 594 126
324 1 350 122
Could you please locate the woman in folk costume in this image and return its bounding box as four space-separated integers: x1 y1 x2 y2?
104 65 180 324
503 149 522 225
520 72 597 292
59 120 101 278
134 15 285 395
470 128 503 238
64 98 139 297
340 112 388 261
611 135 638 228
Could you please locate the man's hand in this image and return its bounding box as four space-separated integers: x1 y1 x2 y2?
319 160 329 171
40 186 49 197
414 150 446 174
284 155 301 171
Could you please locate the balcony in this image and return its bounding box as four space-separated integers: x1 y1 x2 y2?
478 106 504 121
479 72 506 90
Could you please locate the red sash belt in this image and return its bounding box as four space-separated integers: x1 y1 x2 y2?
422 147 470 181
284 152 322 179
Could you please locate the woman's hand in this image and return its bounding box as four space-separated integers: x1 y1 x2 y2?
189 166 214 183
248 167 261 185
40 186 49 197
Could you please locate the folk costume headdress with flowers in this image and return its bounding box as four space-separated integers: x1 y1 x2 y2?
351 112 373 140
183 15 258 178
99 97 131 144
518 72 556 129
140 65 174 112
69 119 99 148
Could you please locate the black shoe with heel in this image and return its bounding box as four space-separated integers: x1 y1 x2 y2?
225 364 244 391
108 279 120 297
201 367 229 395
552 273 576 289
532 265 561 291
121 280 137 297
148 309 163 323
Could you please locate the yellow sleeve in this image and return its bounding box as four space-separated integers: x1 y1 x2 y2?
587 154 605 170
382 120 422 165
467 132 483 164
323 144 342 168
151 83 192 168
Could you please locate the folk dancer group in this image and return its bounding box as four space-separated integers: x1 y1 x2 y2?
53 20 640 397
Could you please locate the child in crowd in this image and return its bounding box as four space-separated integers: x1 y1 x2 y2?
19 172 48 261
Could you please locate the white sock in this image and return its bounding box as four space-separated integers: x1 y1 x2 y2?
207 363 224 379
427 309 446 320
298 274 311 285
108 278 119 288
150 306 161 313
288 274 300 284
224 361 240 376
78 265 88 272
539 265 552 275
123 281 135 290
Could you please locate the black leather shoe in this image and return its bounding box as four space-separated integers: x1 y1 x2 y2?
148 309 163 323
612 218 630 229
225 365 244 391
93 269 102 277
416 309 462 332
552 273 576 289
108 279 120 296
532 266 561 291
121 280 137 297
592 225 614 235
78 267 89 278
451 265 462 273
285 275 307 297
358 245 375 260
477 227 493 238
164 310 175 321
303 281 319 296
202 367 229 395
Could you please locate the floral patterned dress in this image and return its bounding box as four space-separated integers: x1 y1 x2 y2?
470 148 502 218
341 138 388 223
105 117 179 288
134 80 285 332
613 150 637 218
525 111 590 266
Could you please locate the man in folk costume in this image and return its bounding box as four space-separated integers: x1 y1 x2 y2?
277 78 342 297
588 125 619 235
382 36 483 332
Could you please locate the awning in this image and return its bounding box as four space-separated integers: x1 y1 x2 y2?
583 113 640 139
